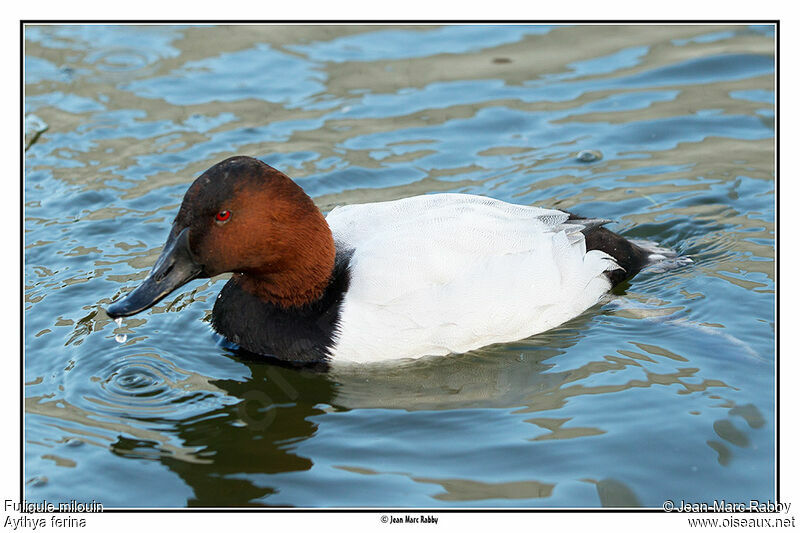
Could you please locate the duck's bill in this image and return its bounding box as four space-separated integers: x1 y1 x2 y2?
106 227 204 318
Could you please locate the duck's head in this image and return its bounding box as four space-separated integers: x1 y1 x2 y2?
106 156 336 318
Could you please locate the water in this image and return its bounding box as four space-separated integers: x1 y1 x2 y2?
24 24 775 508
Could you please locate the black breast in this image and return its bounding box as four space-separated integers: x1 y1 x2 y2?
211 248 352 363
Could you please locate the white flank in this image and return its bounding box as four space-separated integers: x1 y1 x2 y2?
326 194 620 363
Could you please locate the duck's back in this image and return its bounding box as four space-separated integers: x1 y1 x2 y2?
326 194 621 363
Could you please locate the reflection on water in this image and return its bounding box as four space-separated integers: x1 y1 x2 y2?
24 24 774 507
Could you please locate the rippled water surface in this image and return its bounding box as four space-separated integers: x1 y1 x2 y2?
24 24 775 507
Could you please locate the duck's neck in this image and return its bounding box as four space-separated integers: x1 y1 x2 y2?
212 246 352 362
238 207 337 309
235 267 331 309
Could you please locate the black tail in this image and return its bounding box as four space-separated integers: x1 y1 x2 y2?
567 213 653 287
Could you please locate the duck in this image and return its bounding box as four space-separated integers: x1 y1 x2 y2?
106 155 678 364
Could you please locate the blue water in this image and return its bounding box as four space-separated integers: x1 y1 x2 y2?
24 24 775 507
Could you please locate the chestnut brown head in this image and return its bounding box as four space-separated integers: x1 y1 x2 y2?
107 156 336 318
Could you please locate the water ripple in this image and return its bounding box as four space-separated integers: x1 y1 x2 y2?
79 349 223 422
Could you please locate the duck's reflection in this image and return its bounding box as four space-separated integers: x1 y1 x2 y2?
104 321 586 506
147 356 336 506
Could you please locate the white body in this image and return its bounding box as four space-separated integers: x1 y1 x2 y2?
326 194 621 364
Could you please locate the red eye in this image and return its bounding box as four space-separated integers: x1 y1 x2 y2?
215 210 231 222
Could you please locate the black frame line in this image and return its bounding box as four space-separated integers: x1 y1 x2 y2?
19 18 780 514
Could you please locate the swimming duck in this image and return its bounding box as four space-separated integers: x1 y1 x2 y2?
106 155 676 364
